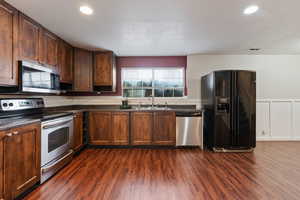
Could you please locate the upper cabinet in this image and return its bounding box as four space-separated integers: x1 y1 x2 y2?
19 13 59 70
73 48 93 92
18 13 40 63
0 1 118 93
39 28 58 69
0 1 18 86
93 51 116 92
58 40 73 84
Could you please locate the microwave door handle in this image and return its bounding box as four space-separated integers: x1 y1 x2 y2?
43 120 73 130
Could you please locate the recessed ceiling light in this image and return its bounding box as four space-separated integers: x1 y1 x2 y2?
80 6 93 15
243 5 259 15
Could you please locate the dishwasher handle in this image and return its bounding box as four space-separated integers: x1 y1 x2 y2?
175 113 202 117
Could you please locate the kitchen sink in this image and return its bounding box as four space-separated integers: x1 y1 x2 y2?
133 106 172 111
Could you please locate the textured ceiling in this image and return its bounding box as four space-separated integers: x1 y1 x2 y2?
6 0 300 56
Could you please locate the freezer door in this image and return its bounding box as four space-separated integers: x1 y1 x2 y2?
235 71 256 148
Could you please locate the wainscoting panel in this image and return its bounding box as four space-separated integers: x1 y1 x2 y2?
256 102 270 139
256 99 300 141
270 101 292 140
294 101 300 139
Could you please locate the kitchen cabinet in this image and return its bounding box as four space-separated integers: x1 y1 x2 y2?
111 112 129 145
73 112 83 152
39 28 58 68
89 112 112 145
58 40 73 83
153 112 176 145
0 123 41 200
131 112 153 145
18 13 40 63
93 51 116 92
73 48 93 92
0 1 18 86
88 111 129 145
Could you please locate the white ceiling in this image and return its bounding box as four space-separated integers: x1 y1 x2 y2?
6 0 300 56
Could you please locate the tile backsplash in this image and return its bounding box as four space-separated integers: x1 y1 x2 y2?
0 95 201 109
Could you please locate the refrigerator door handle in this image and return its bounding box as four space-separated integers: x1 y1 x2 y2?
236 96 240 146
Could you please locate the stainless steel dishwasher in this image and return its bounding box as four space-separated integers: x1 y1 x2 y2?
176 111 202 147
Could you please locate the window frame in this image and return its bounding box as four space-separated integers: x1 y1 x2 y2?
121 67 186 99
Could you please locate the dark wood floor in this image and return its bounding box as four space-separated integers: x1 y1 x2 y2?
24 142 300 200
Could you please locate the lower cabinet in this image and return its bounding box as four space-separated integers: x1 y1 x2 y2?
73 112 83 152
131 111 176 146
153 112 176 145
131 112 153 145
89 112 129 145
88 111 176 146
111 112 129 145
0 123 41 200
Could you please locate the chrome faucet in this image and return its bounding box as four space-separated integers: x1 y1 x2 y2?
150 95 155 108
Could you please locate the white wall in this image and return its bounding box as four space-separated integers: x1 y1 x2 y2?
187 55 300 100
187 54 300 141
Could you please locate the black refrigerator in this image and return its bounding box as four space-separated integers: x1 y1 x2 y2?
201 70 256 152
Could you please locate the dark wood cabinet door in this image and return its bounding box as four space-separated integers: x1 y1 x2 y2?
131 112 153 145
112 112 129 145
93 52 113 86
73 112 83 151
4 123 41 200
0 2 18 86
153 112 176 145
58 40 73 83
88 112 112 145
73 48 93 92
18 13 40 63
39 28 58 68
0 130 5 200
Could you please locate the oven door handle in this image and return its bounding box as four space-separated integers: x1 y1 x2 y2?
42 120 73 130
41 149 73 173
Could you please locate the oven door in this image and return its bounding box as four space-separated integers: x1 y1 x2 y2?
41 116 73 167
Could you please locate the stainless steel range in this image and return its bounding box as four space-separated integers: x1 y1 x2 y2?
0 98 74 183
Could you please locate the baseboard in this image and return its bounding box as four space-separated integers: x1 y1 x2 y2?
257 138 300 141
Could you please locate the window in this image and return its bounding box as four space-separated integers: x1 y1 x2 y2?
122 68 185 98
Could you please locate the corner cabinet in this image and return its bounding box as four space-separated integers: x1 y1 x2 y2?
93 51 116 92
0 2 18 86
0 123 41 200
73 48 93 92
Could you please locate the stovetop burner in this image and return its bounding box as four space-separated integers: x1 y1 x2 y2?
0 98 72 121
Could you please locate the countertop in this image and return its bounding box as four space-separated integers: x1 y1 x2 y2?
0 116 41 131
0 104 200 131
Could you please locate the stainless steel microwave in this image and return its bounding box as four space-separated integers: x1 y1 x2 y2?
19 61 60 94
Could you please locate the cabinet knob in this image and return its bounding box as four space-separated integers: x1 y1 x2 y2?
13 131 18 135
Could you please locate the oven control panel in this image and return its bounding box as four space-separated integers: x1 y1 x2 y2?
0 98 44 111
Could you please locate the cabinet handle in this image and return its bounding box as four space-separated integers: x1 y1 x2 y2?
13 131 18 135
6 133 13 137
